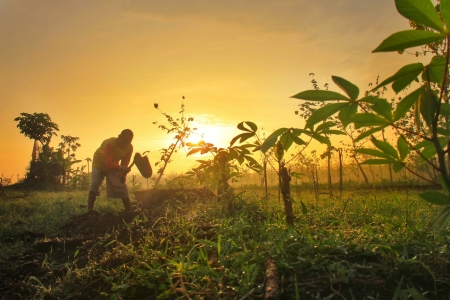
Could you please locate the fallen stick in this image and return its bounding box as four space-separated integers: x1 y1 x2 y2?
264 257 280 300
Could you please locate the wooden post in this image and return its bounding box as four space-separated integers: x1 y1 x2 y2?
280 165 295 227
264 257 280 300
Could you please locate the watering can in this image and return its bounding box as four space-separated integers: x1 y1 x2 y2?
130 151 152 178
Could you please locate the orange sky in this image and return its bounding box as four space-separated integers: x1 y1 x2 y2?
0 0 428 183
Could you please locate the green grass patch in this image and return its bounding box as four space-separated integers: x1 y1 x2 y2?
1 188 449 299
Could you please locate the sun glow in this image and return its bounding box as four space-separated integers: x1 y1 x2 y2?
187 124 233 149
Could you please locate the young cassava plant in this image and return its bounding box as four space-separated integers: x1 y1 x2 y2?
186 121 262 199
291 0 450 230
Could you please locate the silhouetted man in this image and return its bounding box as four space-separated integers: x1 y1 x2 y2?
88 129 134 212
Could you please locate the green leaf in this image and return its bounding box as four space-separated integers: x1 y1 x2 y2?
280 131 295 151
291 90 350 101
367 98 393 121
309 132 331 145
338 102 358 129
441 0 450 31
373 30 445 52
357 96 381 104
331 76 359 100
431 206 450 232
305 103 348 129
419 143 437 163
230 132 255 146
397 136 410 161
373 63 423 91
278 129 305 151
354 126 387 143
322 129 346 135
394 87 422 121
419 86 438 127
392 72 420 94
422 57 446 85
350 113 390 129
245 121 258 132
440 103 450 117
371 137 399 159
237 121 258 133
437 127 450 136
237 121 252 132
392 162 405 172
261 128 288 153
303 127 332 145
300 200 308 215
361 159 395 165
419 191 450 205
290 134 306 146
395 0 445 33
356 148 393 160
416 136 448 149
187 148 203 156
315 121 335 132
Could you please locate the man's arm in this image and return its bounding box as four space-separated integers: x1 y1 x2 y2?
120 145 133 168
104 144 122 171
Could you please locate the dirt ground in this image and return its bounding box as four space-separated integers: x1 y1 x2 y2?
0 188 215 300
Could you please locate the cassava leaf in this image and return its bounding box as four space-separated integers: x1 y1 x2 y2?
350 113 390 129
394 87 422 121
392 162 405 172
397 136 410 161
361 158 396 165
187 148 203 156
338 102 358 128
355 126 388 143
373 30 445 52
229 132 255 146
305 103 348 129
395 0 445 33
419 191 450 205
441 0 450 31
419 86 438 127
291 90 350 101
368 98 393 121
237 121 252 132
261 128 289 153
315 121 335 132
356 148 393 160
440 103 450 117
373 63 423 91
392 72 421 93
245 121 258 132
332 76 359 100
422 57 446 85
371 137 399 159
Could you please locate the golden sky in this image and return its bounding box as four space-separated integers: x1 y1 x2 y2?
0 0 426 182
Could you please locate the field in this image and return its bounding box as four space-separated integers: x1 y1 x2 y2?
0 185 449 300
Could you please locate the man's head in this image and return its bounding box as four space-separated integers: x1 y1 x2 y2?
117 129 134 147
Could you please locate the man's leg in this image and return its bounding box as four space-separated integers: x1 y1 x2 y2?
122 197 132 212
88 168 105 212
88 191 97 211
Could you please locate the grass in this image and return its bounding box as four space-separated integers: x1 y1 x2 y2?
1 186 449 299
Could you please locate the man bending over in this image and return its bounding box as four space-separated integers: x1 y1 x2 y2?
88 129 134 212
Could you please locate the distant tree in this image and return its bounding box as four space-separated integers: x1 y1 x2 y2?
14 112 60 183
14 112 59 148
56 135 81 185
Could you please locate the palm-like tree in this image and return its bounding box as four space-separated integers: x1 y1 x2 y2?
14 112 60 182
14 112 60 154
